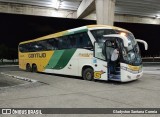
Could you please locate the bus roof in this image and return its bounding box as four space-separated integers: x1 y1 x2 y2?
19 25 130 45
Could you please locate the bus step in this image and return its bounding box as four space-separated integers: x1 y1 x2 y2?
115 71 120 75
116 67 120 71
109 74 120 80
108 71 120 75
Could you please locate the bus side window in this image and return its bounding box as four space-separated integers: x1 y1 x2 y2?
37 41 48 51
77 33 92 49
92 30 104 42
28 43 35 52
68 35 77 48
46 39 58 50
54 39 59 50
83 33 92 48
19 44 27 52
58 36 69 49
63 36 69 49
23 44 29 52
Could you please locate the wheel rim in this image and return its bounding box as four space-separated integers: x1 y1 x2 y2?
26 64 30 71
86 72 92 80
33 65 37 72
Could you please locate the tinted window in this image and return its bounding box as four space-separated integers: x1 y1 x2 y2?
27 43 35 52
68 35 77 48
19 32 93 52
67 32 92 49
38 40 51 50
19 39 57 52
34 41 47 51
58 36 69 49
75 33 93 49
47 38 58 50
19 44 28 52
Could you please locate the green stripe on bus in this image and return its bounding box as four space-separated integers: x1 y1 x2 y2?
45 50 65 69
53 48 77 69
74 29 88 34
64 29 88 36
64 31 74 35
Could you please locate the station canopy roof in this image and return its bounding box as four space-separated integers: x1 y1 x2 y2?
0 0 160 18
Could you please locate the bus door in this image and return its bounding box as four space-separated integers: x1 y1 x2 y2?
103 36 122 81
93 42 108 80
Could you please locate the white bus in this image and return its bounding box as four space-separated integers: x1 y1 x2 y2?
19 25 148 82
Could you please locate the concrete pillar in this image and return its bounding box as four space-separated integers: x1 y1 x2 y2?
95 0 115 25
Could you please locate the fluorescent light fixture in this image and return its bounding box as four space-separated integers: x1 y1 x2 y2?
51 0 60 9
155 15 160 19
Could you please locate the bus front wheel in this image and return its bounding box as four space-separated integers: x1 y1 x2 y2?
83 68 93 81
32 64 37 73
26 64 31 72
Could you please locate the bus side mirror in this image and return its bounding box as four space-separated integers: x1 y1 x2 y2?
136 39 148 50
118 36 129 48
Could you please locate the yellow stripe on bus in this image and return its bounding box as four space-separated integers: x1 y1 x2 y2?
87 25 130 33
128 65 141 71
19 51 54 72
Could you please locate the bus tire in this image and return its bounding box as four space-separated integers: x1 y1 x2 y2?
83 68 94 81
26 63 31 72
32 64 37 73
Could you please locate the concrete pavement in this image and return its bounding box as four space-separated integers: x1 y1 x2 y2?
0 66 160 116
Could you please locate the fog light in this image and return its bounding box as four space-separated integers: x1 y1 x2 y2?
136 75 140 78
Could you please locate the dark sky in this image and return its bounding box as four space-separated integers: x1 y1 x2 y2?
0 13 96 47
0 13 160 57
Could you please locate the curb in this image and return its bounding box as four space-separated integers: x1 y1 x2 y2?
0 65 19 67
0 72 37 83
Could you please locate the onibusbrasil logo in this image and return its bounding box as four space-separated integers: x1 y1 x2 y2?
2 109 42 114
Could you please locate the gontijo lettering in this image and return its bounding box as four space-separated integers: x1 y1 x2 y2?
28 53 46 58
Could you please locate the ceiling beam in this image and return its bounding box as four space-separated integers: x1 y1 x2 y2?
77 0 95 18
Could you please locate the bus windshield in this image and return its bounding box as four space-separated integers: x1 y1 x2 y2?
121 33 142 66
91 29 142 66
